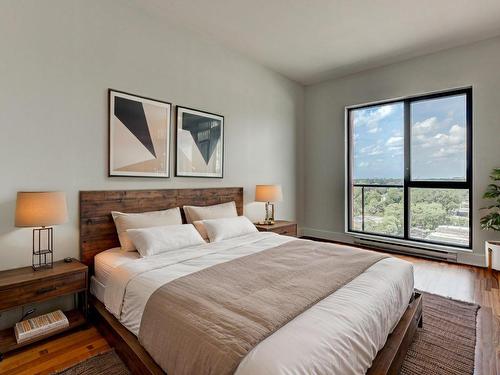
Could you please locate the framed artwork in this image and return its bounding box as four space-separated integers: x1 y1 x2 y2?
175 106 224 178
109 89 171 177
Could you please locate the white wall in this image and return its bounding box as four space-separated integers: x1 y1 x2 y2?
303 36 500 266
0 0 303 272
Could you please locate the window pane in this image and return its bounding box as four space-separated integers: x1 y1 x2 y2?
411 94 467 181
362 187 404 237
351 103 404 185
352 186 363 231
410 188 469 246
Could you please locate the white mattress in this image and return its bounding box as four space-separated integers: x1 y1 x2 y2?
94 247 139 286
102 232 414 375
90 275 106 302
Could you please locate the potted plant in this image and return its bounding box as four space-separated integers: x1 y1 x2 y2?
481 168 500 270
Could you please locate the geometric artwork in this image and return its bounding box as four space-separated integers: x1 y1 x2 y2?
109 89 171 177
175 106 224 178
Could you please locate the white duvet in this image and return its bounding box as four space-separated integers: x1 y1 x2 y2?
103 232 414 375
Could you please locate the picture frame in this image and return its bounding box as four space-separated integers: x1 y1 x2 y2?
109 89 171 178
175 106 224 178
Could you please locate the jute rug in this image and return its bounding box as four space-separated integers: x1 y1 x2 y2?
57 292 478 375
56 349 130 375
401 291 479 375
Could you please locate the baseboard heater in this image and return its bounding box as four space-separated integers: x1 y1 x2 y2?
354 237 458 262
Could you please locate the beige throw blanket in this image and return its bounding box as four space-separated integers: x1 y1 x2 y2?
139 239 388 375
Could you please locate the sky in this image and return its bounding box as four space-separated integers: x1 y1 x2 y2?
352 94 466 181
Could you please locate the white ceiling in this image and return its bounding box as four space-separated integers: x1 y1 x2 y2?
140 0 500 85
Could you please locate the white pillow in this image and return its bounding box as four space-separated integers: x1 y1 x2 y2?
183 201 237 224
203 216 258 243
111 207 182 252
126 224 205 257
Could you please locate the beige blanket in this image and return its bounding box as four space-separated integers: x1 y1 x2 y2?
139 239 388 375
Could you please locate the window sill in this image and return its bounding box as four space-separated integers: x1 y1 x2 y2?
346 231 472 253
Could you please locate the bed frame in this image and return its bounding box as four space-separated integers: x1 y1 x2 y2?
79 187 422 375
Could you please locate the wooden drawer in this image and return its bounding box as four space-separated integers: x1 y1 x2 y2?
0 271 86 311
274 224 297 237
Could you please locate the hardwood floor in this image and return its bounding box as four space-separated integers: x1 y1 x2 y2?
0 253 498 375
0 326 110 375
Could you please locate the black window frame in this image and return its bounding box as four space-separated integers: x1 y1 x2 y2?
346 87 473 250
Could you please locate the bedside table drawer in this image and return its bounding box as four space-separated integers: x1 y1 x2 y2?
255 221 298 237
0 271 86 311
274 225 297 237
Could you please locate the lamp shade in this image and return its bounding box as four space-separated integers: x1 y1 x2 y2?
255 185 283 202
15 192 68 227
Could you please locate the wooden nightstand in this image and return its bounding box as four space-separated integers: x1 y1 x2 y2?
0 259 88 360
255 220 297 237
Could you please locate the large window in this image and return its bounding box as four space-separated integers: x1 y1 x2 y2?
347 88 472 249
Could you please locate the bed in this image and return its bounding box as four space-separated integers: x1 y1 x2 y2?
80 188 422 375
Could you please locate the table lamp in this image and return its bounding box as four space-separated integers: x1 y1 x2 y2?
255 185 283 225
15 192 68 270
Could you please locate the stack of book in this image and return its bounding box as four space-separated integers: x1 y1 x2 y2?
14 310 69 344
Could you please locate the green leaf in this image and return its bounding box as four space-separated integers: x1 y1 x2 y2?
480 204 500 210
490 168 500 181
481 168 500 231
480 212 500 231
483 184 500 199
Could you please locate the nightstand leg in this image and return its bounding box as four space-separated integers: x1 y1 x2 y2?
83 291 88 319
0 351 4 362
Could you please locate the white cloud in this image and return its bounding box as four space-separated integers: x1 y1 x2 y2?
412 117 438 136
360 144 384 156
359 161 369 167
354 104 397 129
386 136 403 147
449 124 465 143
376 105 394 118
433 125 465 146
413 123 465 160
431 146 462 158
368 127 379 133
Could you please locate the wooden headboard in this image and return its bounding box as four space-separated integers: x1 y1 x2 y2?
79 187 243 271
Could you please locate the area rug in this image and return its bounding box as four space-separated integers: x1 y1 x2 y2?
401 291 479 375
56 349 130 375
56 293 478 375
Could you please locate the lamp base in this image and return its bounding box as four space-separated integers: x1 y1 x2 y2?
32 263 53 271
257 219 275 225
260 202 275 225
32 227 54 271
